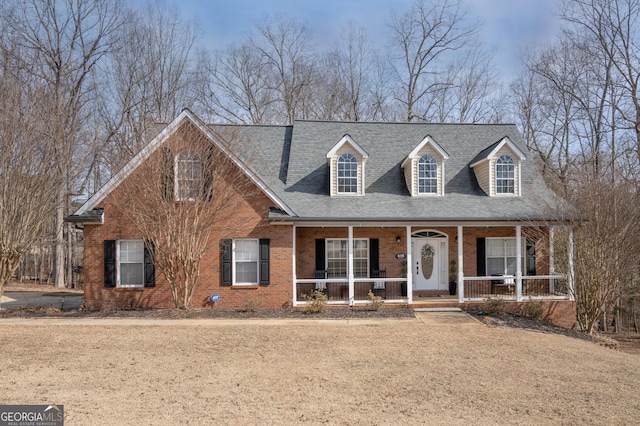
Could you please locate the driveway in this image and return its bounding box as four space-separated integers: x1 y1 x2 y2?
0 291 83 310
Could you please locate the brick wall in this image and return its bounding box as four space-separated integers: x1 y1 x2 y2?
82 122 294 310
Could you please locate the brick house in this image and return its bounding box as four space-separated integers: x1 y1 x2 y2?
67 110 576 326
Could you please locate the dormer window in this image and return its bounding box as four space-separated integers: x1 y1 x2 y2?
470 137 525 197
327 135 368 196
176 149 202 201
401 135 448 197
496 155 515 194
337 153 358 194
418 154 438 194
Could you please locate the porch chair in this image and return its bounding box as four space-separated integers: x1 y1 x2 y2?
314 269 328 294
371 269 387 299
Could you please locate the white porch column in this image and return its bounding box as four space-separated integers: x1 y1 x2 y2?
457 225 464 302
406 225 412 302
348 226 354 304
568 226 575 301
292 225 298 307
516 225 523 301
549 226 555 274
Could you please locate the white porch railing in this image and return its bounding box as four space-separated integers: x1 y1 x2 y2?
295 278 408 305
461 275 570 301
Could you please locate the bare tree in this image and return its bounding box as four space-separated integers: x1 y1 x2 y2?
0 37 60 300
117 121 258 308
387 0 479 122
562 0 640 170
252 15 316 124
2 0 122 288
200 41 275 124
553 177 640 334
99 0 198 171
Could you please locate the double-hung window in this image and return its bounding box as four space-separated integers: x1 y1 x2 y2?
220 239 270 286
418 154 438 194
337 152 358 194
176 150 203 201
118 240 144 287
104 239 154 289
234 239 259 284
486 238 525 276
326 239 369 278
495 155 515 194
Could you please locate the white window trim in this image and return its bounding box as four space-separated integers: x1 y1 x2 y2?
485 237 526 276
175 149 203 201
326 238 369 278
336 152 359 195
417 154 439 195
232 238 259 286
494 155 516 197
117 239 145 288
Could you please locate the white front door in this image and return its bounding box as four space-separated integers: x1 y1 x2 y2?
412 238 447 291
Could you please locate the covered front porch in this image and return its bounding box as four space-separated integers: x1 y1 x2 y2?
292 223 574 306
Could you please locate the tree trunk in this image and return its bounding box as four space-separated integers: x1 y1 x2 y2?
54 189 66 289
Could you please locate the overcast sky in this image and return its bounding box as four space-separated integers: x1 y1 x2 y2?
147 0 560 82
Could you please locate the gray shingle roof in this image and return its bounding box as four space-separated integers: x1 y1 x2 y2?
223 119 563 223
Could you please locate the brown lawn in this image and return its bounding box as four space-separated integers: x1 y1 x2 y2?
0 318 639 425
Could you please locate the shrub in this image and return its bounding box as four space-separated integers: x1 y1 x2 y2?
305 290 328 314
521 298 545 321
237 298 262 313
485 298 507 317
367 290 383 311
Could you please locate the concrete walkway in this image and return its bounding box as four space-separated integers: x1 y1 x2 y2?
414 308 483 326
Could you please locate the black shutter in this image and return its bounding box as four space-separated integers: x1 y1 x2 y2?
369 238 379 276
526 238 536 275
220 239 232 286
162 147 174 201
315 239 326 271
202 145 214 201
104 240 116 288
144 241 156 288
476 238 486 276
259 239 270 285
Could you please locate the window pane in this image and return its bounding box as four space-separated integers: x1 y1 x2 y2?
496 155 515 194
353 259 368 278
327 259 347 278
487 258 505 276
235 240 258 261
234 240 258 284
418 154 438 194
236 262 258 283
119 240 144 287
176 150 202 200
486 239 504 257
337 153 358 193
121 263 143 286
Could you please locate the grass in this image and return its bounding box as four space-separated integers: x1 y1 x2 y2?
1 319 639 425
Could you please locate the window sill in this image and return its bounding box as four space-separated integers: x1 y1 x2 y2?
232 284 260 289
114 287 145 291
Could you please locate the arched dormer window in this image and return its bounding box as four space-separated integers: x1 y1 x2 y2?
418 154 438 194
495 155 515 194
337 152 358 194
175 150 202 201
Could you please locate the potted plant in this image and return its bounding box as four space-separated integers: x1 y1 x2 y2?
449 259 457 295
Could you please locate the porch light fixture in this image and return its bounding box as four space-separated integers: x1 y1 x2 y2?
396 236 401 244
